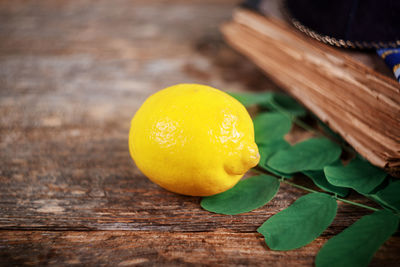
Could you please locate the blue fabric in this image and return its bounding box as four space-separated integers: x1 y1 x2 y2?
377 47 400 82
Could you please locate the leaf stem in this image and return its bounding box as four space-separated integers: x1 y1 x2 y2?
334 197 379 212
282 177 379 211
281 177 379 211
280 176 380 212
280 177 379 211
254 168 380 212
281 179 319 194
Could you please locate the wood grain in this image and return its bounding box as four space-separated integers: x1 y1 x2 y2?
1 231 399 267
0 0 399 266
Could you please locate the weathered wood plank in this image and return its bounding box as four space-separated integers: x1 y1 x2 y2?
1 231 399 266
0 143 382 232
0 125 380 232
0 0 280 233
0 0 398 266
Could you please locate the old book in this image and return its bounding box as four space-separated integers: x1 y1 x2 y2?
221 8 400 174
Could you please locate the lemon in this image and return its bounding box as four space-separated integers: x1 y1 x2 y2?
129 84 260 196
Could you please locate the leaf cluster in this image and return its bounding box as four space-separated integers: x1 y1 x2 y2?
201 92 399 267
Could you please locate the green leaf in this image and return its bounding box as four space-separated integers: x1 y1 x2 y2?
368 195 396 213
267 138 342 173
257 192 337 250
316 210 399 267
260 92 307 117
370 180 400 212
261 164 294 179
229 92 273 108
254 112 292 145
303 170 349 197
259 139 291 163
201 175 280 215
258 140 293 178
324 157 387 194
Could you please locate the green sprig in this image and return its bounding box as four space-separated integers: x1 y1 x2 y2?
201 91 398 267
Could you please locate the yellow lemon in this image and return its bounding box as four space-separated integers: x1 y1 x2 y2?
129 84 260 196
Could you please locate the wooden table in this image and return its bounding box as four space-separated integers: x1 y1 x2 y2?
0 1 399 266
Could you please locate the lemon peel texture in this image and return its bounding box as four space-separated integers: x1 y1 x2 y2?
129 84 259 196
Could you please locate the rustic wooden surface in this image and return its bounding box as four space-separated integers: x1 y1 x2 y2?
0 0 399 266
